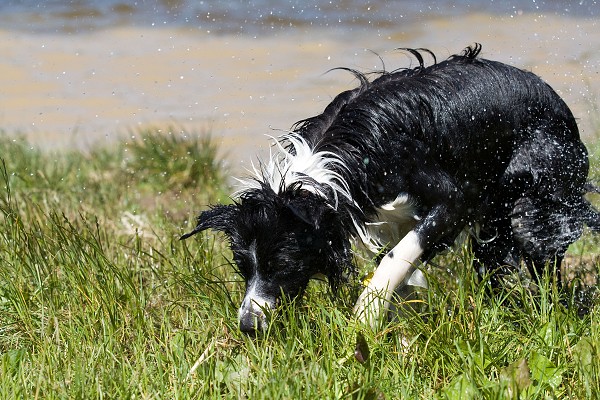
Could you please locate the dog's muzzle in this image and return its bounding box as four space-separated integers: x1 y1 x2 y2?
238 292 275 333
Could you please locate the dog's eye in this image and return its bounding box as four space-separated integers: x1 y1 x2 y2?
263 260 276 272
231 253 251 274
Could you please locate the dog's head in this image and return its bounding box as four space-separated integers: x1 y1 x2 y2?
181 182 353 333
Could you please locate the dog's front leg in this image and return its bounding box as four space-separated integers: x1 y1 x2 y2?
353 230 424 330
354 201 463 330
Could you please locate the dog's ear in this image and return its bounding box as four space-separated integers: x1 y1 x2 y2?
180 204 239 240
285 191 326 229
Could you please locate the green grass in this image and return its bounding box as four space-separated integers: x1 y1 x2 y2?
1 128 599 399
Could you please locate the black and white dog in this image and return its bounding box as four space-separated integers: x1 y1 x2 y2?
182 44 599 333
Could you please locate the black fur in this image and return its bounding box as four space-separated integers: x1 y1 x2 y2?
182 44 600 332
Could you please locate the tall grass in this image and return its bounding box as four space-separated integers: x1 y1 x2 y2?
0 128 599 398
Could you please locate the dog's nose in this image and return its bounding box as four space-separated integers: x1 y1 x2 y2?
239 311 262 334
239 305 269 334
238 297 270 334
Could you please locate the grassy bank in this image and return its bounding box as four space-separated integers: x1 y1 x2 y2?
1 129 599 398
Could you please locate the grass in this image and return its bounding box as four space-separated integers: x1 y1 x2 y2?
1 128 599 399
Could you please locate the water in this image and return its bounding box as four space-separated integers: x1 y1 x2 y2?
1 1 599 161
1 0 598 35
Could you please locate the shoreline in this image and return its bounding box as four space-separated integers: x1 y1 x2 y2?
1 13 599 167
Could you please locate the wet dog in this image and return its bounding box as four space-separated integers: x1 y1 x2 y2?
181 44 599 333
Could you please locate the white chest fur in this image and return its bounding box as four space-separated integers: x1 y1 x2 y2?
361 194 421 253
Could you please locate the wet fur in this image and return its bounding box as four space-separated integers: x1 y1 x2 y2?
182 44 600 332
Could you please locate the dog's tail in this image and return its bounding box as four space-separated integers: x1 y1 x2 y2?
581 182 600 232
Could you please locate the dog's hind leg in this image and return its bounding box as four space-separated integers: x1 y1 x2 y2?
511 195 587 280
471 216 522 288
579 183 600 233
504 127 590 282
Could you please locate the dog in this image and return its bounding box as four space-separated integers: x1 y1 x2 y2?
181 44 600 333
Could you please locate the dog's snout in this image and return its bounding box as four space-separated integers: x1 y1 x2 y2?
238 287 274 334
239 308 265 333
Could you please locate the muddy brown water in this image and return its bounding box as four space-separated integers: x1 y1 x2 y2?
1 13 599 170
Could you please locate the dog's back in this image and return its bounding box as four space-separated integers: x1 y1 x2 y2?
293 44 598 282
